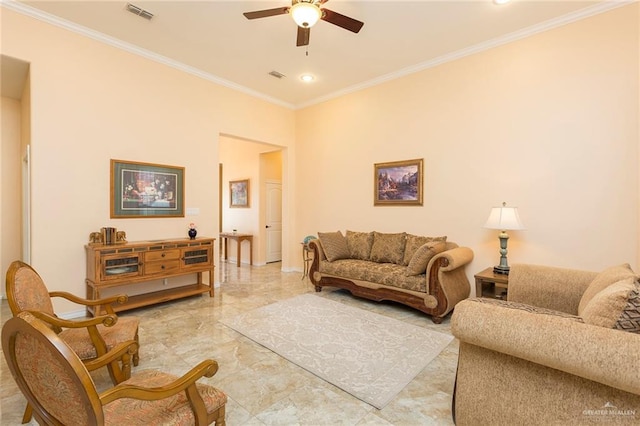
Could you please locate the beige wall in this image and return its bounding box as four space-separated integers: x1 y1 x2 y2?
294 4 639 289
21 71 31 263
1 97 22 296
262 150 283 182
1 8 295 313
1 4 638 312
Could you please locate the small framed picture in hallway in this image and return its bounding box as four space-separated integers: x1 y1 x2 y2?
230 179 250 207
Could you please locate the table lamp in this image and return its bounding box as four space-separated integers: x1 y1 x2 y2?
484 202 525 275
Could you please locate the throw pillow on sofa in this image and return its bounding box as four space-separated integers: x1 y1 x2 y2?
346 230 374 260
318 231 350 262
369 232 407 265
402 234 447 266
405 241 448 276
581 278 640 333
578 263 637 314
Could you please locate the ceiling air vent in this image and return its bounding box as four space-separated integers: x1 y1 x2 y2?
268 71 286 79
126 3 154 20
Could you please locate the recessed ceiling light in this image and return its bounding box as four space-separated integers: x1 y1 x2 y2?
493 0 512 4
300 74 315 83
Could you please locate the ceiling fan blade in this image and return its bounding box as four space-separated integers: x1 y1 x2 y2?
321 8 364 33
296 26 310 47
243 7 289 20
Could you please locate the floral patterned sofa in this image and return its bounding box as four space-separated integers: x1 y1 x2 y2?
308 230 474 323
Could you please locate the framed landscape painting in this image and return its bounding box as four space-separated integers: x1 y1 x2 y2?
111 159 185 218
374 158 424 206
230 179 250 207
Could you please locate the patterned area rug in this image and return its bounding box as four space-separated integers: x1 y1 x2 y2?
220 293 453 409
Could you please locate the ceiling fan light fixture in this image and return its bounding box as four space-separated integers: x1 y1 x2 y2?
290 1 322 28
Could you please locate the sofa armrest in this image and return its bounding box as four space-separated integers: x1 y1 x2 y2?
427 247 474 317
309 239 326 262
451 299 640 395
508 264 597 314
433 246 474 272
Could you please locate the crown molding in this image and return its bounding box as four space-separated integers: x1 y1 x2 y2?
1 0 296 110
2 0 635 110
296 0 637 109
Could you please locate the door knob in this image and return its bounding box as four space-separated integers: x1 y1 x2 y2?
266 225 271 228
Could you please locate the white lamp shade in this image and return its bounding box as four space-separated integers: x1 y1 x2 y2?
484 205 525 231
290 2 322 28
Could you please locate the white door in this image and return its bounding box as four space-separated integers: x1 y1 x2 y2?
265 182 282 263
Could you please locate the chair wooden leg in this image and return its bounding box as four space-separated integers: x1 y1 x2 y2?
106 361 121 385
21 403 32 424
106 351 131 384
133 331 140 366
215 406 226 426
121 351 132 380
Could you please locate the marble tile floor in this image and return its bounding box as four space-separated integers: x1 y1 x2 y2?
0 261 458 425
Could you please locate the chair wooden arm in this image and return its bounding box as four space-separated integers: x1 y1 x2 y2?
83 339 138 384
100 360 219 404
27 310 118 329
49 291 128 309
83 340 139 371
28 311 116 358
28 311 122 380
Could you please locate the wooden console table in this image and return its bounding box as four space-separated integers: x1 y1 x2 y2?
85 237 215 315
220 232 253 267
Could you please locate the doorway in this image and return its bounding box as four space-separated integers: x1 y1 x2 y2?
265 181 282 263
219 135 283 266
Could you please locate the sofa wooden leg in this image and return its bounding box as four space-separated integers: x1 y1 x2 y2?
432 316 444 324
314 286 321 292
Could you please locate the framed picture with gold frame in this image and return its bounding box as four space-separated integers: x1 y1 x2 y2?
374 158 423 206
230 179 250 208
111 159 184 218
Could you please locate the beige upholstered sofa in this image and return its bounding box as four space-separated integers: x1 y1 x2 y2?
308 230 474 323
452 263 640 425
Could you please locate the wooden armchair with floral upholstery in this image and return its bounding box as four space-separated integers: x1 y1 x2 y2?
3 312 227 425
6 260 141 422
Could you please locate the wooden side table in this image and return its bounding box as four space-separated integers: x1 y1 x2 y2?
220 232 253 267
301 243 313 280
474 267 509 300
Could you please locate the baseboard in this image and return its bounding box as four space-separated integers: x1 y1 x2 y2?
221 258 265 267
58 309 87 320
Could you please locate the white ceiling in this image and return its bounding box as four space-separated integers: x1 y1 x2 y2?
6 1 624 108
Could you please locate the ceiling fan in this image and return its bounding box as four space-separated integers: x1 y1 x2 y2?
243 0 364 47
